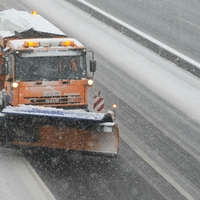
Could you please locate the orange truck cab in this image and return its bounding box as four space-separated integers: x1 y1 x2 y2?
0 9 96 110
1 38 96 110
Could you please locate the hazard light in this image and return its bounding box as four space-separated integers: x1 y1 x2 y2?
112 104 117 109
60 41 75 47
112 104 117 121
32 10 37 15
24 41 40 48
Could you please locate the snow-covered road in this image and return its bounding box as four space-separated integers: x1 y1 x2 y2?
1 0 200 199
22 0 200 125
0 148 56 200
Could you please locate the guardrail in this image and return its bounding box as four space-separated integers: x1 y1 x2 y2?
66 0 200 78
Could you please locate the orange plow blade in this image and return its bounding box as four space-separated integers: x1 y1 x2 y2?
14 124 119 156
1 106 119 156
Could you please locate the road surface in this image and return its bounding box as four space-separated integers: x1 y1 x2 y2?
1 0 200 199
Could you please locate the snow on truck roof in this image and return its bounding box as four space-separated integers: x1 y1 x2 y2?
0 9 66 38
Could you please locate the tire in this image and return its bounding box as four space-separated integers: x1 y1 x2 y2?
0 91 9 112
0 91 3 112
3 95 9 107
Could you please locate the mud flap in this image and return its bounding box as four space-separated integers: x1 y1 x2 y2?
0 91 3 108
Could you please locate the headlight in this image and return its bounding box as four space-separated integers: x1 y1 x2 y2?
88 79 94 86
12 82 19 88
112 104 117 109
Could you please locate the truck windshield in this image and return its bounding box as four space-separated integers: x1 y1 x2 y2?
15 56 87 81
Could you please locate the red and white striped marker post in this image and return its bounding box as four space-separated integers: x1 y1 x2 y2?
93 90 104 112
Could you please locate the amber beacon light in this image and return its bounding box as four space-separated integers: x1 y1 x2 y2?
32 10 37 15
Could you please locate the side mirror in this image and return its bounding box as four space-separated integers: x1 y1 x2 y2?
2 55 8 75
87 51 97 73
90 60 96 72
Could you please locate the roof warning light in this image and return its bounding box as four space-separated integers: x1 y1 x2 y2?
32 10 37 15
24 41 40 48
60 41 75 47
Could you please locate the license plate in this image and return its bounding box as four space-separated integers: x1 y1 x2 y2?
43 91 61 96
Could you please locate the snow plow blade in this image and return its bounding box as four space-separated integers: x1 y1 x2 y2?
1 106 119 156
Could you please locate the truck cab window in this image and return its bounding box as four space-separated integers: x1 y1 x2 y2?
16 55 87 81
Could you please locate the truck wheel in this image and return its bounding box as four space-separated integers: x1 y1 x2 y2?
3 95 9 107
0 91 9 112
0 91 3 112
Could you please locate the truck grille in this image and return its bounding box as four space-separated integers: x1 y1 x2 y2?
24 95 82 105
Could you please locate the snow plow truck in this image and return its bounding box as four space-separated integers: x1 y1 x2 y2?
0 9 119 156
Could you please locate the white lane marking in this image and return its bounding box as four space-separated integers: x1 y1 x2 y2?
78 0 200 69
0 148 56 200
179 17 200 29
120 131 195 200
20 156 57 200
